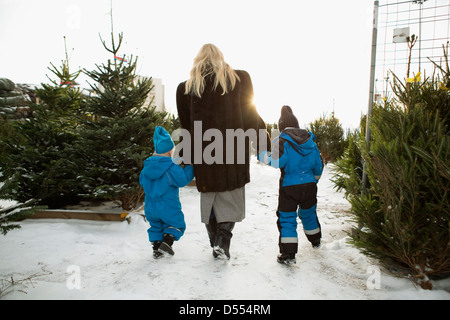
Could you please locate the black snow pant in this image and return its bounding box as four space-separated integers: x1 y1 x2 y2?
276 182 321 254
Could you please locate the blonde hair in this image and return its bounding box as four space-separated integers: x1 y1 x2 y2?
185 44 240 98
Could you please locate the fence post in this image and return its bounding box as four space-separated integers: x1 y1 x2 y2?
361 0 379 195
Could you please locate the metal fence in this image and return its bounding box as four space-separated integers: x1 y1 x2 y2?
362 0 450 193
374 0 450 100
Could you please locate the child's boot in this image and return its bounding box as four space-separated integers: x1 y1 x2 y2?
306 229 322 249
152 241 164 259
159 234 175 256
277 253 296 265
311 239 321 249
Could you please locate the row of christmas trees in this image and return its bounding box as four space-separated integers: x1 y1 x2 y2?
0 26 349 235
0 32 175 225
5 23 446 290
332 41 449 289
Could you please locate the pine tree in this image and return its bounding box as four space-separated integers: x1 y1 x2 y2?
307 112 347 163
0 200 45 235
331 115 366 198
0 38 83 209
333 42 450 289
74 29 168 210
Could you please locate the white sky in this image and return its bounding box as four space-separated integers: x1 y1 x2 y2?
0 0 375 129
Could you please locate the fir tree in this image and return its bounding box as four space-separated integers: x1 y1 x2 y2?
331 115 366 198
75 28 168 210
0 38 83 209
0 200 44 235
307 112 347 163
333 42 450 289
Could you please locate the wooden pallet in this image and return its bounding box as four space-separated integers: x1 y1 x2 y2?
30 209 129 222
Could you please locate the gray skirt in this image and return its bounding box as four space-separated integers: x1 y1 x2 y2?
200 186 245 224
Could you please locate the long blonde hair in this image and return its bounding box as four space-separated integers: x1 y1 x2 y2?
185 44 240 98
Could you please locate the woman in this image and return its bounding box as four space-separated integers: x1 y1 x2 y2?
176 44 270 259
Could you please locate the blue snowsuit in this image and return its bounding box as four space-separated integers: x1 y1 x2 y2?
259 128 323 254
139 155 194 243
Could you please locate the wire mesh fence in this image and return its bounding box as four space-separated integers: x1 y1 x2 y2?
374 0 450 100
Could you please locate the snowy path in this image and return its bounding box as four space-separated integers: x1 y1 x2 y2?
1 158 449 300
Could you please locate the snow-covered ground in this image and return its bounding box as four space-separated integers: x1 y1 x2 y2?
1 158 449 300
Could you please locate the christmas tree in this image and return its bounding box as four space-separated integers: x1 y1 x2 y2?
74 27 168 210
0 37 83 209
0 200 44 235
331 115 366 199
333 41 450 289
307 112 347 163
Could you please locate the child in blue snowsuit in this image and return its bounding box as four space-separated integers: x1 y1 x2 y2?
259 106 323 264
139 126 194 259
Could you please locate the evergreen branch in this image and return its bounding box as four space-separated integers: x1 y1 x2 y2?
0 270 53 298
427 57 446 76
99 33 115 54
0 199 43 236
0 199 35 215
0 206 33 223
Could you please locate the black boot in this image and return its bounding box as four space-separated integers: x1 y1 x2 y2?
311 238 322 249
277 253 296 265
159 234 175 256
205 213 218 248
278 242 297 265
152 241 164 259
306 230 322 249
306 219 322 249
213 222 235 260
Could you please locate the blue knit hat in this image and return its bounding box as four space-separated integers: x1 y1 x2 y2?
153 126 174 154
